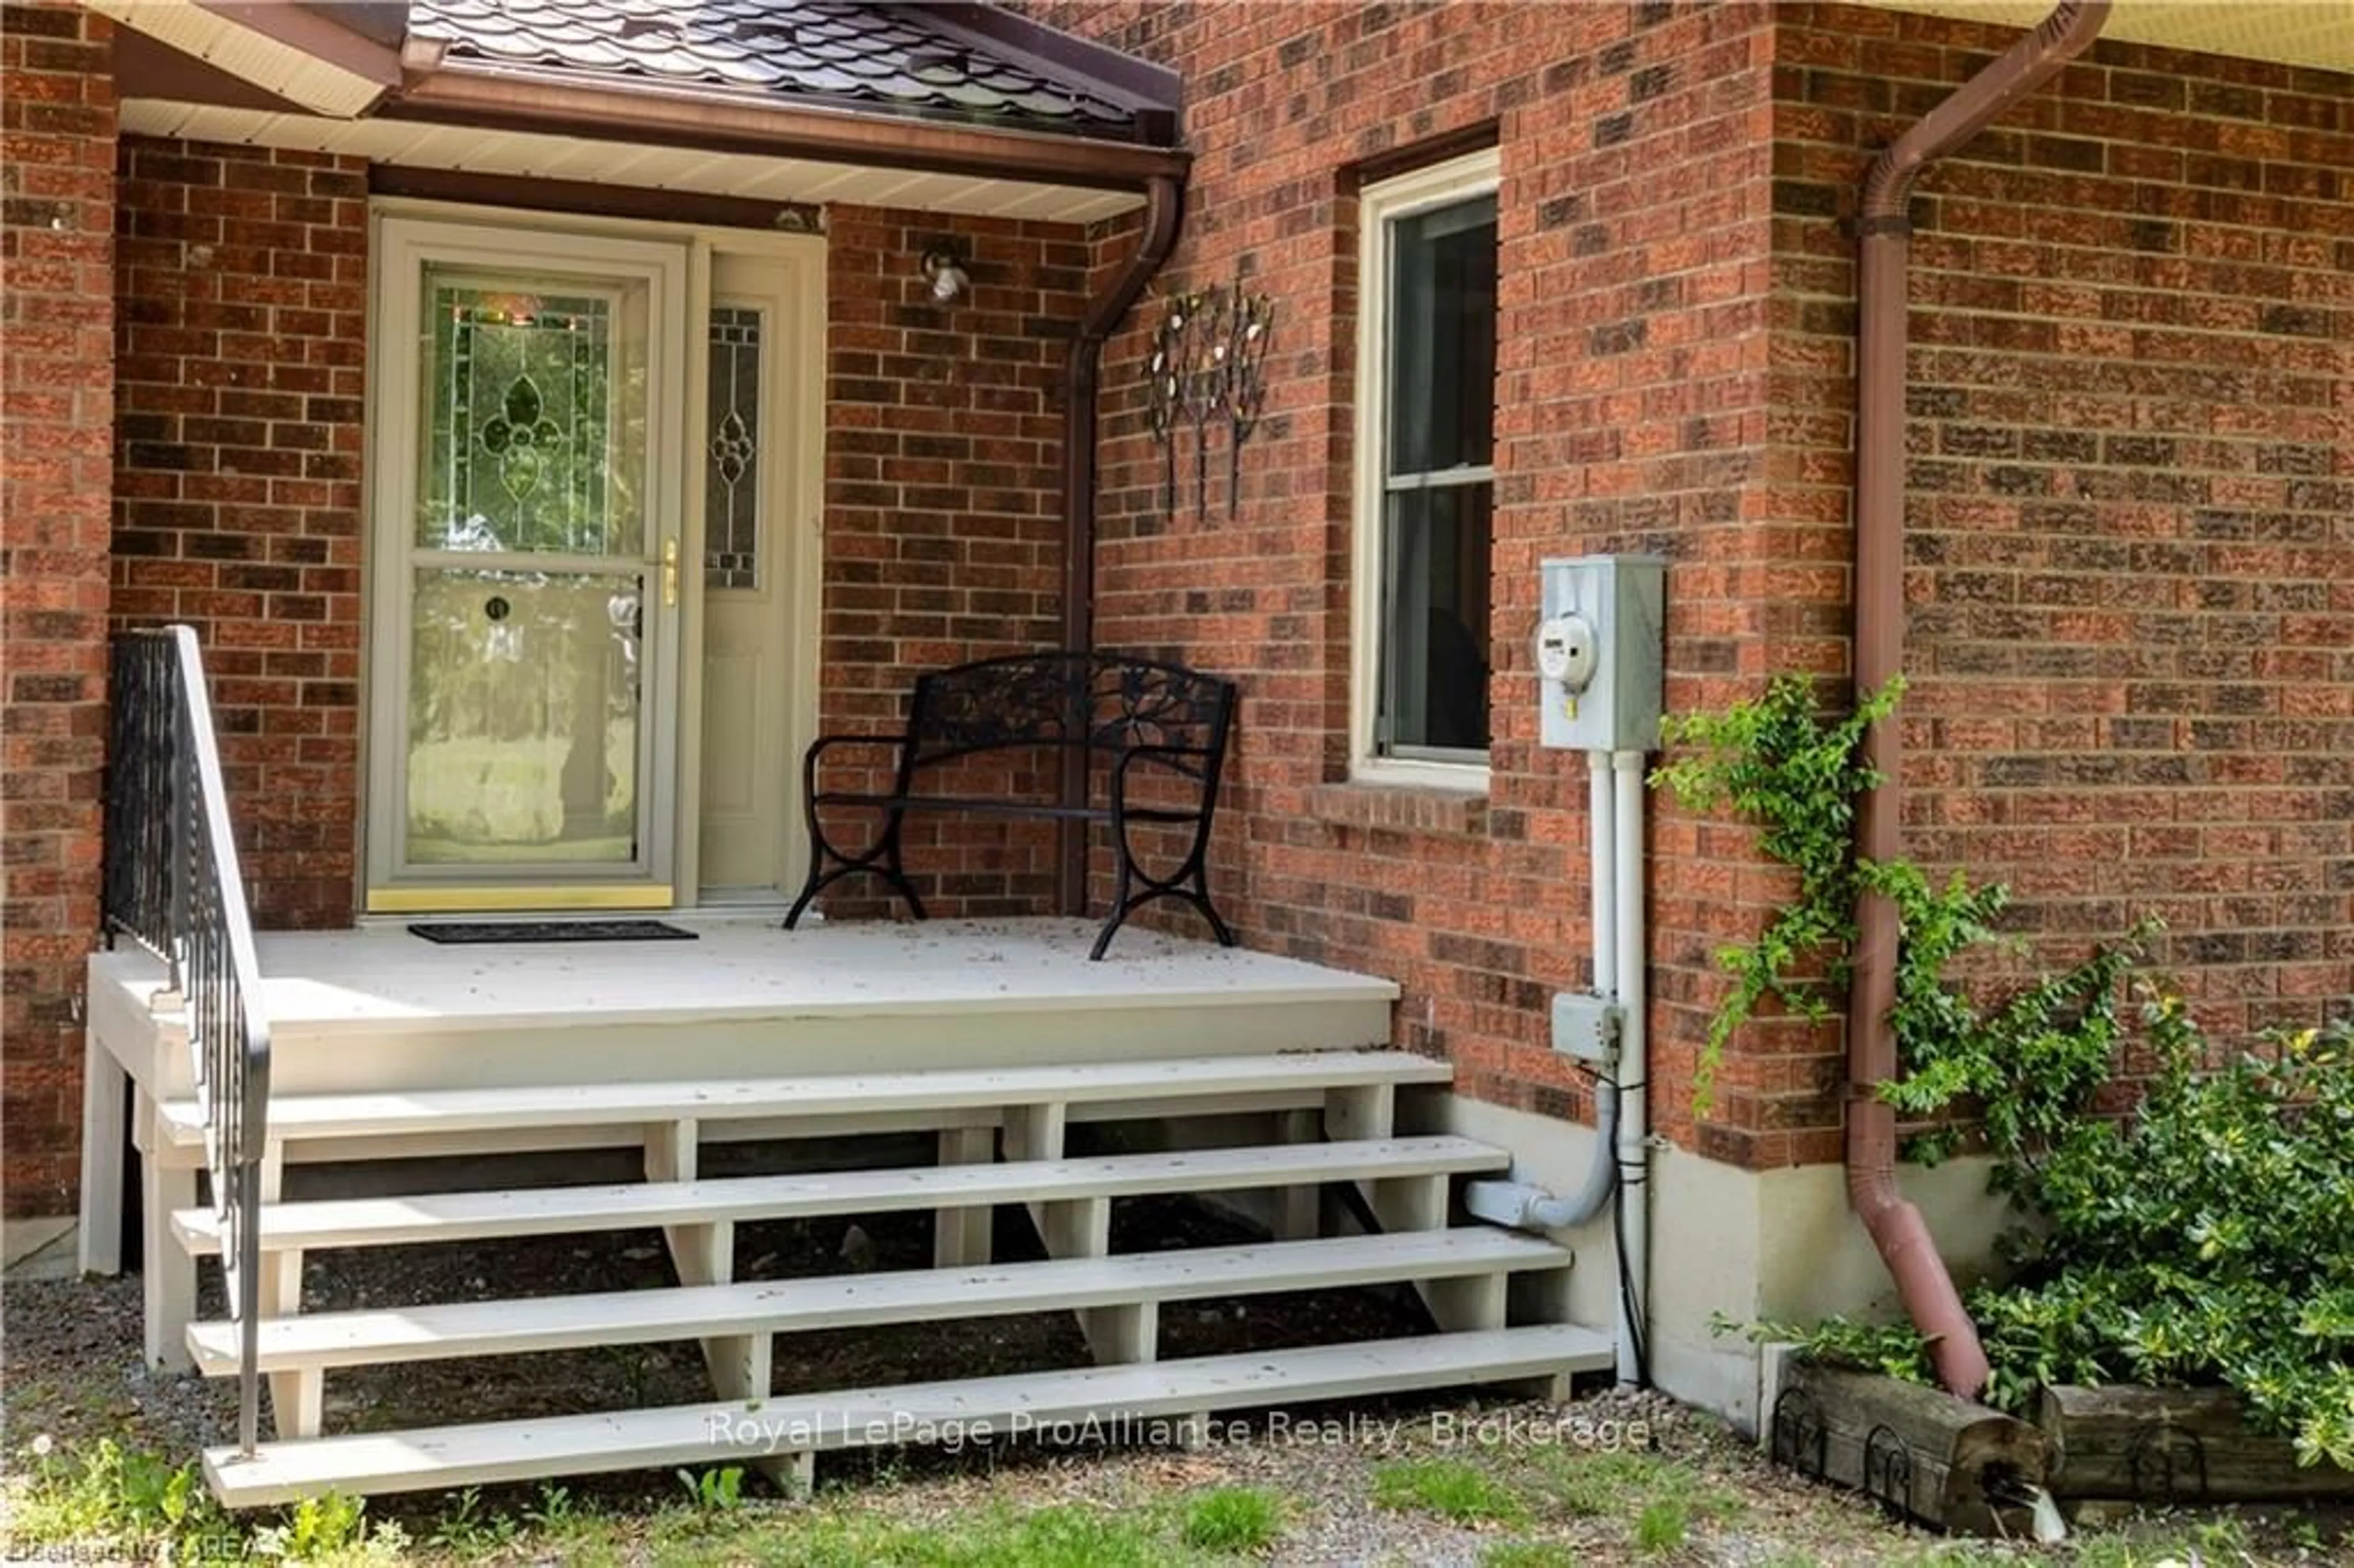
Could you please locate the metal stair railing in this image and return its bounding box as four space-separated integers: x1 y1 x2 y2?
103 625 272 1456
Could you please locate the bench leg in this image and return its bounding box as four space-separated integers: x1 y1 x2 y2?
785 807 927 929
1091 802 1233 959
1088 873 1235 961
881 812 926 921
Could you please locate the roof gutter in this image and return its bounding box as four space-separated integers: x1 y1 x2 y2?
1849 0 2110 1401
390 63 1190 192
1057 175 1184 914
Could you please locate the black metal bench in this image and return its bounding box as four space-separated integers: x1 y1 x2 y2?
785 652 1237 960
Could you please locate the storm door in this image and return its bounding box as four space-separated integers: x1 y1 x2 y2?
366 219 687 910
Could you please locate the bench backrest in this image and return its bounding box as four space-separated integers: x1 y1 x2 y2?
902 653 1235 778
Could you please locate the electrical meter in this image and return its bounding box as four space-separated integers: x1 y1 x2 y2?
1535 613 1598 698
1537 556 1666 752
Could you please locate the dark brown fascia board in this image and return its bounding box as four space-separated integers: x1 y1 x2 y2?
197 0 405 90
115 26 308 115
390 62 1191 193
371 164 816 232
908 3 1181 129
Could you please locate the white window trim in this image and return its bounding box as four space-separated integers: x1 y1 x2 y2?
1350 146 1501 793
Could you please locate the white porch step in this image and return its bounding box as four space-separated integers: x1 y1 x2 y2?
156 1051 1450 1148
204 1323 1612 1506
188 1228 1569 1376
173 1135 1505 1256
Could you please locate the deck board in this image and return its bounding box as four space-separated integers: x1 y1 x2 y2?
188 1229 1572 1372
203 1325 1615 1507
92 917 1404 1096
158 1051 1451 1147
173 1135 1506 1254
100 916 1396 1038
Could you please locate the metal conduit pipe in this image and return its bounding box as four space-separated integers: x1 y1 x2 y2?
1610 749 1650 1385
1462 755 1626 1295
1849 0 2111 1398
1463 1078 1621 1231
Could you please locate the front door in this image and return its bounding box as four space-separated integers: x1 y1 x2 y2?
695 253 804 904
365 219 689 911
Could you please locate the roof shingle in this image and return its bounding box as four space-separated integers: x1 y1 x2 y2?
410 0 1141 137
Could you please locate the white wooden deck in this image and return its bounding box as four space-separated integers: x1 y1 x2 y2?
88 916 1400 1098
82 915 1617 1508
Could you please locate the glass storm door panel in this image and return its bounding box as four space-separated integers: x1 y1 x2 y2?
368 221 686 908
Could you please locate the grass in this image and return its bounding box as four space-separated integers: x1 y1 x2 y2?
4 1411 2342 1567
1631 1496 1686 1555
0 1444 1284 1568
1371 1457 1531 1526
1181 1486 1284 1554
1481 1543 1583 1567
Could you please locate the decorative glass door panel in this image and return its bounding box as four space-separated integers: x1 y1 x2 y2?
422 284 642 556
368 221 685 908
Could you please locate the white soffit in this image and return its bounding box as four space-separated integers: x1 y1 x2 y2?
93 1 389 118
115 101 1148 224
1855 1 2354 76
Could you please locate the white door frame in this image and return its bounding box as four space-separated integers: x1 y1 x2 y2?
357 201 825 915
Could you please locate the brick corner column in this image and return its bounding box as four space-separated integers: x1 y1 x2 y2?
2 0 120 1217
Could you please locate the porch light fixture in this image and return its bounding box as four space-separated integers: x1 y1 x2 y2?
920 244 970 303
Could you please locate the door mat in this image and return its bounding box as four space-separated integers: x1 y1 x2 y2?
407 919 698 945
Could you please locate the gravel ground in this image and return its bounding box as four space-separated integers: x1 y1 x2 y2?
6 1203 2342 1566
0 1190 1428 1490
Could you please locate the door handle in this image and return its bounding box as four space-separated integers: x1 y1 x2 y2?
661 536 679 608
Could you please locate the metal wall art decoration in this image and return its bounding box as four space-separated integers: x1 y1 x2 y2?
1146 275 1274 522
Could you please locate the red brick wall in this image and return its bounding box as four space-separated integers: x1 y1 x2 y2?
2 0 116 1216
1036 1 2353 1168
1767 4 2354 1141
813 205 1089 917
112 137 368 931
1034 0 1792 1160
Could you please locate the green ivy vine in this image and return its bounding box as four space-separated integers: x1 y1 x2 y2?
1647 672 2137 1130
1647 674 1899 1111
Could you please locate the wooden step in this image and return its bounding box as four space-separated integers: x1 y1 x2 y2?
187 1228 1569 1376
157 1051 1451 1149
202 1323 1613 1506
173 1136 1506 1256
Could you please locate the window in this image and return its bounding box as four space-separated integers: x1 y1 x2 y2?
1354 149 1499 783
703 304 766 590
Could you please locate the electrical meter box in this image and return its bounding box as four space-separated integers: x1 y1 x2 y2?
1536 554 1666 752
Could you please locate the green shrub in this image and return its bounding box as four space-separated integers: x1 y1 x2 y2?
1968 1008 2354 1466
1661 677 2354 1471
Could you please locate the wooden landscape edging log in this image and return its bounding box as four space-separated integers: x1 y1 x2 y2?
2040 1385 2354 1506
1770 1361 2049 1537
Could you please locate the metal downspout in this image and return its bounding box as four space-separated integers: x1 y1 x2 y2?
1849 0 2111 1399
1058 176 1184 914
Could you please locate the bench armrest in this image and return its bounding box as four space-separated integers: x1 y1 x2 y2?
802 732 908 796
